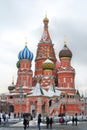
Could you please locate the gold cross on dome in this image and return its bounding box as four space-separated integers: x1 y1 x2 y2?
25 37 28 45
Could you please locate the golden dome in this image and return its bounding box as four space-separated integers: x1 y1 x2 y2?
43 16 49 22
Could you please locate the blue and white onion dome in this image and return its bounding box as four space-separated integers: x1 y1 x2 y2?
18 45 34 60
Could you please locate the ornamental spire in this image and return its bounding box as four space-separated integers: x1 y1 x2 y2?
12 76 14 85
43 14 49 28
64 35 67 45
40 15 52 43
25 37 28 46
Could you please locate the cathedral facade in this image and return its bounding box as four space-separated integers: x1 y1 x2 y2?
8 16 85 116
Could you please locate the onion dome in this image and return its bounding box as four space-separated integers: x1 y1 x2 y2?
42 59 54 70
59 44 72 58
16 60 20 68
43 16 49 23
18 44 34 60
8 81 15 91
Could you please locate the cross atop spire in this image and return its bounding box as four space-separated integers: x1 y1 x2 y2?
25 37 28 46
12 76 14 85
64 35 67 44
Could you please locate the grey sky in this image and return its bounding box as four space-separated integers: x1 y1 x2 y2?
0 0 87 95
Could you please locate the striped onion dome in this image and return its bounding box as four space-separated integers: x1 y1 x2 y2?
18 45 34 60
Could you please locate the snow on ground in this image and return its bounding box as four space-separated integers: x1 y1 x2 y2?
8 115 87 127
10 120 46 127
10 119 81 127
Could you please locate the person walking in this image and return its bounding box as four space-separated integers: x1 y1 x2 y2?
5 113 9 126
23 116 28 130
0 115 1 126
74 114 78 126
38 114 41 130
27 115 31 128
2 112 6 126
72 116 74 125
46 116 49 128
49 117 53 128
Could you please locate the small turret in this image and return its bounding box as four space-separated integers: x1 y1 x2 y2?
8 78 15 91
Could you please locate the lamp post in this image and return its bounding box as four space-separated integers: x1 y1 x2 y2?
19 85 23 121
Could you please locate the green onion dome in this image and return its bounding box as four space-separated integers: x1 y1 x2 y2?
42 59 54 70
59 44 72 58
8 82 15 91
16 61 20 68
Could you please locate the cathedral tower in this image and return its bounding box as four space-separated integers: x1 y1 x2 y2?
35 16 57 79
16 42 34 92
57 42 75 93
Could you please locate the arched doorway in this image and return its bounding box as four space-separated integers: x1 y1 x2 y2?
42 102 45 115
9 105 14 112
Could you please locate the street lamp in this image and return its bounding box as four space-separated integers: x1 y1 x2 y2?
19 85 23 121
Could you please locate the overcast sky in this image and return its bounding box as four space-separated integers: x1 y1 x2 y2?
0 0 87 95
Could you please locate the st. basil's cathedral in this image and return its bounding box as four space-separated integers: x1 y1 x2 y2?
8 16 85 116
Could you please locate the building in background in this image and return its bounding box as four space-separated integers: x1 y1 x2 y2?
7 16 85 117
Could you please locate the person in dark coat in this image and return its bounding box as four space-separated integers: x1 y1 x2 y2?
49 117 53 128
23 116 27 130
46 116 49 128
38 114 41 130
72 116 75 125
2 112 6 126
75 115 78 126
27 115 31 128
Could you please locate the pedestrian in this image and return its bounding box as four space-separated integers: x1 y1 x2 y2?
74 114 78 126
0 116 1 126
65 116 68 125
23 116 27 130
72 116 74 125
38 114 41 130
2 112 6 126
6 113 9 126
49 117 53 128
27 115 31 128
8 112 10 119
59 116 63 124
46 116 49 128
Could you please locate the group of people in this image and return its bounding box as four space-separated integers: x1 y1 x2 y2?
59 114 78 126
37 114 53 130
72 115 78 126
23 114 31 130
0 112 9 126
59 116 65 124
23 113 78 130
46 116 53 128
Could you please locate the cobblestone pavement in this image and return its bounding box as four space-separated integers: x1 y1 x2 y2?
0 122 87 130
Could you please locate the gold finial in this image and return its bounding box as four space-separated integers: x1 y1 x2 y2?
43 11 49 22
25 37 28 45
64 35 67 44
